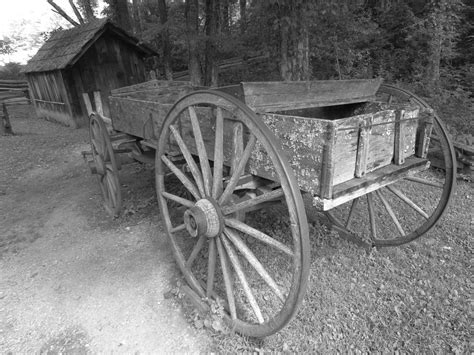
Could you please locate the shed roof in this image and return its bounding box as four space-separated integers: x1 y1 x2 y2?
23 18 156 73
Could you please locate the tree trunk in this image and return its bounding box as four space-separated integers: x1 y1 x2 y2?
132 0 142 35
204 0 219 87
221 0 230 34
278 1 310 81
239 0 246 34
426 0 446 93
185 0 202 86
114 0 132 32
158 0 173 80
77 0 96 21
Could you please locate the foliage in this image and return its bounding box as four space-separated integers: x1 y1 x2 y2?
0 38 14 56
0 62 25 80
101 0 472 130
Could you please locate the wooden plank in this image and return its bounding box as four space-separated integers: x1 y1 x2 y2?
319 123 336 199
393 109 405 165
82 93 93 116
313 157 430 211
332 109 396 186
109 96 173 139
416 109 434 159
93 91 104 116
354 121 371 177
241 79 383 112
110 80 193 95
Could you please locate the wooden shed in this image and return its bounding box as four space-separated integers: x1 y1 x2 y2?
22 18 156 126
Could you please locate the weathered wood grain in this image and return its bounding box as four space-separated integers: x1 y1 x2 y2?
111 80 193 95
240 79 383 112
313 157 430 210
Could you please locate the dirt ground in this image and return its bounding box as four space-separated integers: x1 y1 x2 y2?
0 113 209 353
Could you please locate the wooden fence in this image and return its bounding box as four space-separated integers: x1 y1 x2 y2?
0 80 31 135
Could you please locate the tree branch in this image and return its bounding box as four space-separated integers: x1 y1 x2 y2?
69 0 85 24
47 0 80 27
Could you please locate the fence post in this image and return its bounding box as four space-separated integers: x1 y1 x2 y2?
1 103 13 135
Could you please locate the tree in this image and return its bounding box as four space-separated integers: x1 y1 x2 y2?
0 39 14 56
204 0 219 86
185 0 202 85
76 0 97 21
158 0 173 80
47 0 98 26
104 0 132 31
425 0 464 92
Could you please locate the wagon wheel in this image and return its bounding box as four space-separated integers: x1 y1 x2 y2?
89 112 122 217
155 91 310 337
326 84 456 247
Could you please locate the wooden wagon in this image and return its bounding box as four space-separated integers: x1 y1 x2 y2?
83 79 456 337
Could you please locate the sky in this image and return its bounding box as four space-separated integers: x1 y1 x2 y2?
0 0 104 65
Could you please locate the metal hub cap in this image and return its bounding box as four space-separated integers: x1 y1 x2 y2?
183 199 221 238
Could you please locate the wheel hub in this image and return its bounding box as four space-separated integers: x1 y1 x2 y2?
183 199 222 238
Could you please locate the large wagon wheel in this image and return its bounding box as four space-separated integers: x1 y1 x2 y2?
155 91 310 337
326 84 456 247
89 112 122 217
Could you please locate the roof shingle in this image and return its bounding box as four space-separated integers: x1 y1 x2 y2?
23 19 155 73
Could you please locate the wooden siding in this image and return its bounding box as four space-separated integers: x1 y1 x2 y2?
26 70 72 123
66 32 147 121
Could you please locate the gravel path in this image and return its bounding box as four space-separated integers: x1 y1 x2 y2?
0 113 208 353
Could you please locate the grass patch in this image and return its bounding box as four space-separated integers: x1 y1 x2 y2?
202 180 472 353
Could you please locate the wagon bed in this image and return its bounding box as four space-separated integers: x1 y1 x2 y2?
108 79 434 210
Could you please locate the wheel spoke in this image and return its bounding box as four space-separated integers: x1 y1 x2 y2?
345 197 360 228
225 218 293 257
161 191 195 208
375 190 405 237
207 238 217 297
367 193 377 241
186 235 206 268
105 170 118 207
222 188 284 215
169 125 206 197
221 234 265 324
91 136 101 155
216 237 237 320
188 106 213 196
231 122 244 174
212 107 224 199
386 185 429 219
405 176 443 188
219 134 257 205
224 228 284 302
171 224 187 233
161 155 201 201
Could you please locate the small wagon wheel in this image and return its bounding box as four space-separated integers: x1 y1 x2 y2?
155 91 310 337
89 112 122 217
326 84 456 247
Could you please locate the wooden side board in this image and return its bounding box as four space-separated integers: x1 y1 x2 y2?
111 80 193 95
109 97 173 139
240 79 383 112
